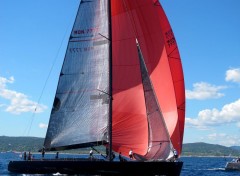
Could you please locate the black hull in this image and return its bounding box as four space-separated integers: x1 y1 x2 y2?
8 159 183 175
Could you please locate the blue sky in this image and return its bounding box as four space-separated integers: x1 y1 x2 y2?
0 0 240 147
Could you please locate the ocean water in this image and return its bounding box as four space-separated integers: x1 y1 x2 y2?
0 152 239 176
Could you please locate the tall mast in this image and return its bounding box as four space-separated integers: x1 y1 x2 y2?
108 0 113 161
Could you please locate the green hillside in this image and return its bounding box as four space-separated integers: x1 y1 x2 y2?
0 136 44 152
1 136 240 156
0 136 103 154
182 142 240 156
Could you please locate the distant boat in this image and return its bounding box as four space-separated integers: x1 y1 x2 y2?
225 158 240 171
8 0 185 175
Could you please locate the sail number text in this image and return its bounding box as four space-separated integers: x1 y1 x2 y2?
165 30 176 48
73 28 98 35
69 47 94 53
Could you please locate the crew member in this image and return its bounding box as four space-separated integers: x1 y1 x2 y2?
129 149 133 160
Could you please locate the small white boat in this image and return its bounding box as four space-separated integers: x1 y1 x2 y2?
225 159 240 171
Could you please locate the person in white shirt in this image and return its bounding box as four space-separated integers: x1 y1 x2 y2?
129 149 133 159
89 150 93 158
173 149 178 159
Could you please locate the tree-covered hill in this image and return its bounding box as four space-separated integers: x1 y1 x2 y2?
0 136 103 154
182 142 240 156
230 146 240 151
0 136 44 152
1 136 240 156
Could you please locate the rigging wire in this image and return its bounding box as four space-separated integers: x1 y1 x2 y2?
23 5 78 137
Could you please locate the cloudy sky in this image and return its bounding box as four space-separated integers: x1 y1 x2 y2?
0 0 240 147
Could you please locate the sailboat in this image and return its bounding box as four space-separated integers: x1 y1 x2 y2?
225 158 240 171
8 0 185 175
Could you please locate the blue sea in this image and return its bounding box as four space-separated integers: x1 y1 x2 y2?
0 152 239 176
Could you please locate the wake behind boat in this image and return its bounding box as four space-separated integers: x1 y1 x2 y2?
8 0 185 175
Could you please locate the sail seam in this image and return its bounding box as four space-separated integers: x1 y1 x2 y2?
167 46 178 57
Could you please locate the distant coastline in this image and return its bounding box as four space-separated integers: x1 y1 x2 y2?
1 136 240 157
181 155 235 158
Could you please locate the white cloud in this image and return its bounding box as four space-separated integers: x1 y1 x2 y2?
39 123 48 129
207 133 226 140
225 68 240 83
186 82 226 100
186 99 240 128
0 76 14 89
185 118 209 130
0 76 47 115
206 133 240 147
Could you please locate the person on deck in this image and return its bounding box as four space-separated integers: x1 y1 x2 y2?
119 152 123 162
55 152 59 159
23 152 27 160
41 147 45 159
106 147 109 158
129 149 133 160
237 157 240 162
89 149 93 158
112 152 115 160
173 149 178 160
28 152 32 161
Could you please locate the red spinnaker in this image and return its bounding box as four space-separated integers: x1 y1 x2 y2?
111 0 185 157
